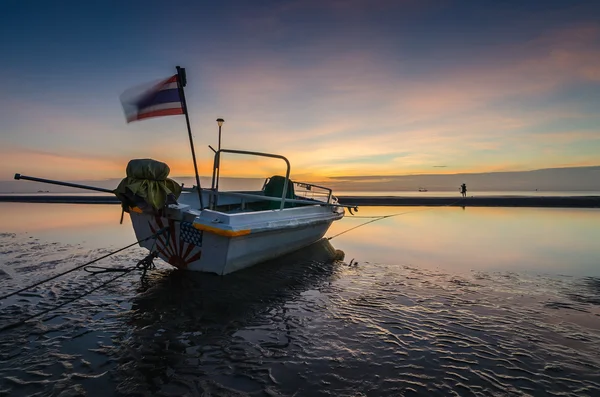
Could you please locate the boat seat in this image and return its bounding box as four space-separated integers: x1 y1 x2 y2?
263 175 295 209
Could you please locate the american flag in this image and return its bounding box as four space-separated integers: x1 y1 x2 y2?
121 75 184 123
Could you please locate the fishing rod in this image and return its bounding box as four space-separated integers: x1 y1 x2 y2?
328 198 466 240
14 173 113 193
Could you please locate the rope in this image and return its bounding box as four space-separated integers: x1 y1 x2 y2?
83 228 168 275
0 228 167 301
328 198 465 240
0 229 165 333
0 251 159 333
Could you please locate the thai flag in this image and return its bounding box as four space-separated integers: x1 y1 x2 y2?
121 75 184 123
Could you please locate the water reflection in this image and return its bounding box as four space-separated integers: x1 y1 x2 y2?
0 203 135 249
1 203 598 277
112 239 343 395
329 206 600 276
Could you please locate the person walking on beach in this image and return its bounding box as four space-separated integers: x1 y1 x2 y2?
460 183 467 198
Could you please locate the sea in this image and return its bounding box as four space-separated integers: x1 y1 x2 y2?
0 200 599 396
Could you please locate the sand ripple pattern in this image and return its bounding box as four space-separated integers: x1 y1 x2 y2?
0 233 599 396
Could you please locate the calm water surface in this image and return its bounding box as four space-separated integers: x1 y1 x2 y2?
0 203 599 396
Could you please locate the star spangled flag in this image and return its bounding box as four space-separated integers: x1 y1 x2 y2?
120 75 184 123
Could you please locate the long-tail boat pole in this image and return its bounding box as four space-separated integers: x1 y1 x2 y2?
14 173 113 193
176 65 204 209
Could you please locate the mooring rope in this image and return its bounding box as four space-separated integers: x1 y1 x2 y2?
82 229 169 276
0 228 167 301
328 198 465 240
0 228 167 333
0 251 159 333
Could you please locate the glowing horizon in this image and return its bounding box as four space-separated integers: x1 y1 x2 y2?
1 1 599 185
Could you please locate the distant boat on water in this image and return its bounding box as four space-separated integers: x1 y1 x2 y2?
418 187 428 192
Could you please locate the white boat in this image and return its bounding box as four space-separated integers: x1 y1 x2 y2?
14 151 353 275
14 67 355 275
121 149 354 275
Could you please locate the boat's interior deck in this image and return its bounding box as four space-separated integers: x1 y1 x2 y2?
212 192 321 213
179 177 336 214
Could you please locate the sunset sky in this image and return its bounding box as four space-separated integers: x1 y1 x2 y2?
1 0 599 183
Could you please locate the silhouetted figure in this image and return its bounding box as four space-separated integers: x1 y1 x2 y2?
460 183 467 198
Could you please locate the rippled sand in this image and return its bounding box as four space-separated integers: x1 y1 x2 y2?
1 232 599 396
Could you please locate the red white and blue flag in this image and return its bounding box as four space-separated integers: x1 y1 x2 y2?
121 75 184 123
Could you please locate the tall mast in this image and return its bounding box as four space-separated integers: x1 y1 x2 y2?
176 66 204 209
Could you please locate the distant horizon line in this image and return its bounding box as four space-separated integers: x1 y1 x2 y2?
3 164 599 183
2 188 600 193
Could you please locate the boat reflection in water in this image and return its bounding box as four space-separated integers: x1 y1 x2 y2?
113 238 344 395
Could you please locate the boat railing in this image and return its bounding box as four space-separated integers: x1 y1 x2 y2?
296 182 334 204
211 149 291 210
205 190 353 209
261 178 334 205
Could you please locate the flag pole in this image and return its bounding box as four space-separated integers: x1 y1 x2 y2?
176 66 204 209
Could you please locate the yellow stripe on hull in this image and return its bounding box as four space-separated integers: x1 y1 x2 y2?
193 223 251 237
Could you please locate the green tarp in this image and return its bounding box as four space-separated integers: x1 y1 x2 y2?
114 159 182 212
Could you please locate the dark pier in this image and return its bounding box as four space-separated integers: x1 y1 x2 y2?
0 195 599 208
337 195 600 208
0 195 121 204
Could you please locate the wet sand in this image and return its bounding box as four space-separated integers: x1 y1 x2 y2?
1 194 600 208
1 204 600 396
1 232 599 396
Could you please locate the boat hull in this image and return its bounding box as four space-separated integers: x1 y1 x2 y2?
216 220 334 274
129 205 343 275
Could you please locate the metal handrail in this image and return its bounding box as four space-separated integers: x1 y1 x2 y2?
293 181 333 204
211 149 291 210
205 191 356 210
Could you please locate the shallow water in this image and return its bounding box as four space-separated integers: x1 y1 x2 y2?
0 203 599 396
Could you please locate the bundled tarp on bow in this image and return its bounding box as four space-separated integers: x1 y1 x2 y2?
114 159 182 212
